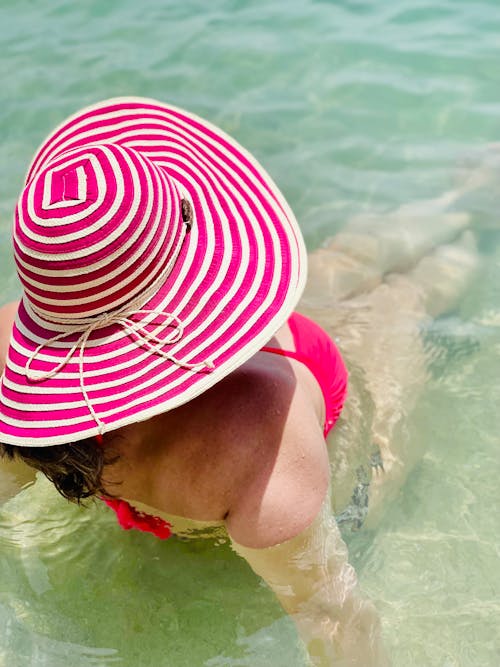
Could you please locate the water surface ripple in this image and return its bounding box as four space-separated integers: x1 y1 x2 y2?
1 1 499 665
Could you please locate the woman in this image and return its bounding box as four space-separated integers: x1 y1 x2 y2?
0 98 478 666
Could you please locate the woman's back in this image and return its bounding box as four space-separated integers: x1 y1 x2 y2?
102 322 331 548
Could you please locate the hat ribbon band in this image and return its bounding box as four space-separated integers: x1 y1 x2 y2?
25 310 215 435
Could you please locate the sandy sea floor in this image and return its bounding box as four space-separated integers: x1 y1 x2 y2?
1 1 500 665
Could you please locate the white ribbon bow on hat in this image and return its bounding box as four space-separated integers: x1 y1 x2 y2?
25 306 215 435
23 204 214 435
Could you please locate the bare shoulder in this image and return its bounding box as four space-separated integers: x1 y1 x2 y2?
105 339 330 536
0 301 19 374
223 356 330 549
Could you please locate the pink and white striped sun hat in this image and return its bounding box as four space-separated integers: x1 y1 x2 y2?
0 97 307 446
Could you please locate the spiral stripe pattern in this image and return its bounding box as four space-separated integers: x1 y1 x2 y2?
0 97 307 445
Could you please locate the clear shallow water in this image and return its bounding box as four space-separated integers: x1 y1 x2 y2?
1 0 499 665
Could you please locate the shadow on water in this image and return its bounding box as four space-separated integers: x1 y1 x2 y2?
1 0 500 664
0 475 306 667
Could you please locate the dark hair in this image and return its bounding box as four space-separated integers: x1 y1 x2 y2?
0 437 119 503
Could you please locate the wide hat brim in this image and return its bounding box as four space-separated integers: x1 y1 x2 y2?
0 97 307 446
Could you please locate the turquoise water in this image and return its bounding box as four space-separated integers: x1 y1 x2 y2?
1 0 500 665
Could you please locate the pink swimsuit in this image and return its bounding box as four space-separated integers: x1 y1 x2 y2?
261 312 348 439
103 312 348 539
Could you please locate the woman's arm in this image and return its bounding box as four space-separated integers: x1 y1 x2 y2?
230 492 389 667
224 402 389 667
0 300 37 501
0 301 19 375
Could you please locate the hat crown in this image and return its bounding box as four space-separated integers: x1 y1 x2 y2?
0 97 306 448
42 159 92 209
14 143 185 321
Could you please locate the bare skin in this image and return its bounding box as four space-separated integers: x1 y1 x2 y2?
0 301 18 369
0 303 386 666
102 323 331 548
0 301 331 545
0 302 40 497
0 185 479 666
